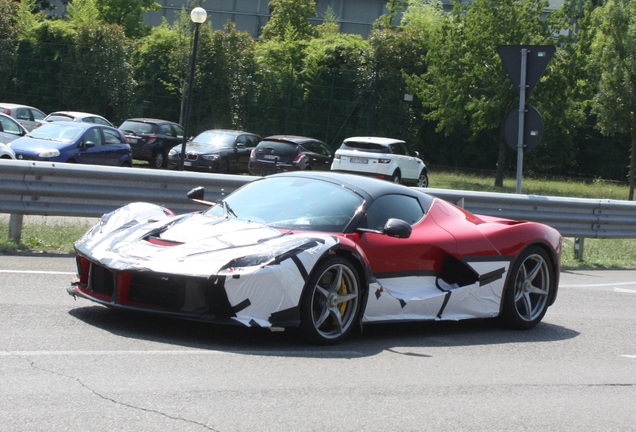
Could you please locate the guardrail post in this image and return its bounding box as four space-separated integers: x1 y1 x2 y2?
8 214 23 243
573 237 585 260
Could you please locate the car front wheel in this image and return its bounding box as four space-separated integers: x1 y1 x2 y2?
300 257 361 344
500 246 553 329
150 151 166 169
416 170 429 187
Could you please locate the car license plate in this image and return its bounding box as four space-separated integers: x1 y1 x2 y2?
184 161 192 167
350 157 368 164
127 137 138 144
264 154 277 160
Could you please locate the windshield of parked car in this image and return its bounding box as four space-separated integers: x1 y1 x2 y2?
191 131 236 148
340 141 389 153
204 176 364 232
28 123 84 143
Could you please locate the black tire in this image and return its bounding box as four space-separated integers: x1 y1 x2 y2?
391 170 401 184
416 170 429 187
299 257 362 344
500 246 553 329
150 151 166 169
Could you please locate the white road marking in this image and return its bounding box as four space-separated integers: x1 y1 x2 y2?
621 355 636 359
614 288 636 294
0 270 75 275
560 281 636 288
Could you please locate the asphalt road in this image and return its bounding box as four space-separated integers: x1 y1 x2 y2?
0 255 635 432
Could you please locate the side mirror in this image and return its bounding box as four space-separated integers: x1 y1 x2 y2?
81 141 96 149
187 186 205 200
383 218 412 238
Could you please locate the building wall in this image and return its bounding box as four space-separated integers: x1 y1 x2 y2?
49 0 565 39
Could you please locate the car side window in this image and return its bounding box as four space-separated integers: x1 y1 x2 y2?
392 143 408 155
361 194 424 230
83 128 103 146
16 108 31 121
319 143 332 157
160 124 174 137
103 128 124 144
94 117 110 126
173 124 184 139
0 117 20 134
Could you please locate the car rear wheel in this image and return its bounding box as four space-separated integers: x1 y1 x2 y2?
391 171 401 184
300 257 361 344
416 170 429 187
150 151 166 169
500 246 553 329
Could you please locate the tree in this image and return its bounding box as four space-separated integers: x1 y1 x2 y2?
95 0 160 38
590 0 636 199
260 0 317 41
406 0 562 187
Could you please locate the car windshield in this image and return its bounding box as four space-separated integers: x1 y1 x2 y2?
341 142 389 154
191 131 236 148
46 114 75 122
28 123 84 143
204 176 364 232
120 121 155 134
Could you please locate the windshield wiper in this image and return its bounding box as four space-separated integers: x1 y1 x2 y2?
221 200 237 218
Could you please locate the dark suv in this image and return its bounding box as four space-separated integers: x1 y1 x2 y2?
119 118 184 168
248 135 333 176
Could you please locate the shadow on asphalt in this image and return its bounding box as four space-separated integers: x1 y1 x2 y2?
67 305 579 359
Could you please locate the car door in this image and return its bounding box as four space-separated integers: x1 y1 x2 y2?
16 107 45 132
0 115 27 144
304 141 333 171
78 127 128 166
231 134 254 172
391 142 420 181
161 123 183 153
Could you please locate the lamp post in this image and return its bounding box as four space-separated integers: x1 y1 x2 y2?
179 6 207 170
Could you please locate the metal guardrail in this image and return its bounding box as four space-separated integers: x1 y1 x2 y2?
2 159 636 244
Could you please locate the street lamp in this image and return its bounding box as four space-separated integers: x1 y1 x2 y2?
179 6 208 170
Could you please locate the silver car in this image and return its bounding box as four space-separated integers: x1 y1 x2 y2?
0 103 47 132
0 113 28 145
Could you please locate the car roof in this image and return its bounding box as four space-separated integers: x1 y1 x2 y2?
343 136 406 146
196 129 255 136
270 170 425 201
123 118 180 125
0 102 39 109
47 111 106 119
261 135 323 145
39 120 109 129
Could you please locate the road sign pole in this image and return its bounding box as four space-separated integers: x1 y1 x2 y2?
516 49 528 194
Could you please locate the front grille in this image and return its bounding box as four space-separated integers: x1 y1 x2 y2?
127 274 235 318
186 153 198 161
89 264 115 296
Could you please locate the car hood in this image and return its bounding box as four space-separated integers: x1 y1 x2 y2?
9 136 71 151
75 202 337 277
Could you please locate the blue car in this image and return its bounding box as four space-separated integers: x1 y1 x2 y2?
9 121 133 166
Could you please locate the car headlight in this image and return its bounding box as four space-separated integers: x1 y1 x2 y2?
168 148 178 156
38 149 60 158
201 154 218 161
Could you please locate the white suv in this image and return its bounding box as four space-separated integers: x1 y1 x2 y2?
331 136 428 187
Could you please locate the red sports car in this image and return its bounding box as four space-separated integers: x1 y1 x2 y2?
68 172 562 344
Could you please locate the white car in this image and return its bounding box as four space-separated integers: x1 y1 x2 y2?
0 142 16 159
331 136 428 187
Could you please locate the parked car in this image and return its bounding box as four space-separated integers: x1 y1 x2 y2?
68 171 562 344
0 113 28 145
0 102 47 132
44 111 114 127
0 142 16 159
248 135 333 176
9 121 132 166
168 129 261 172
331 136 429 187
119 118 184 169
